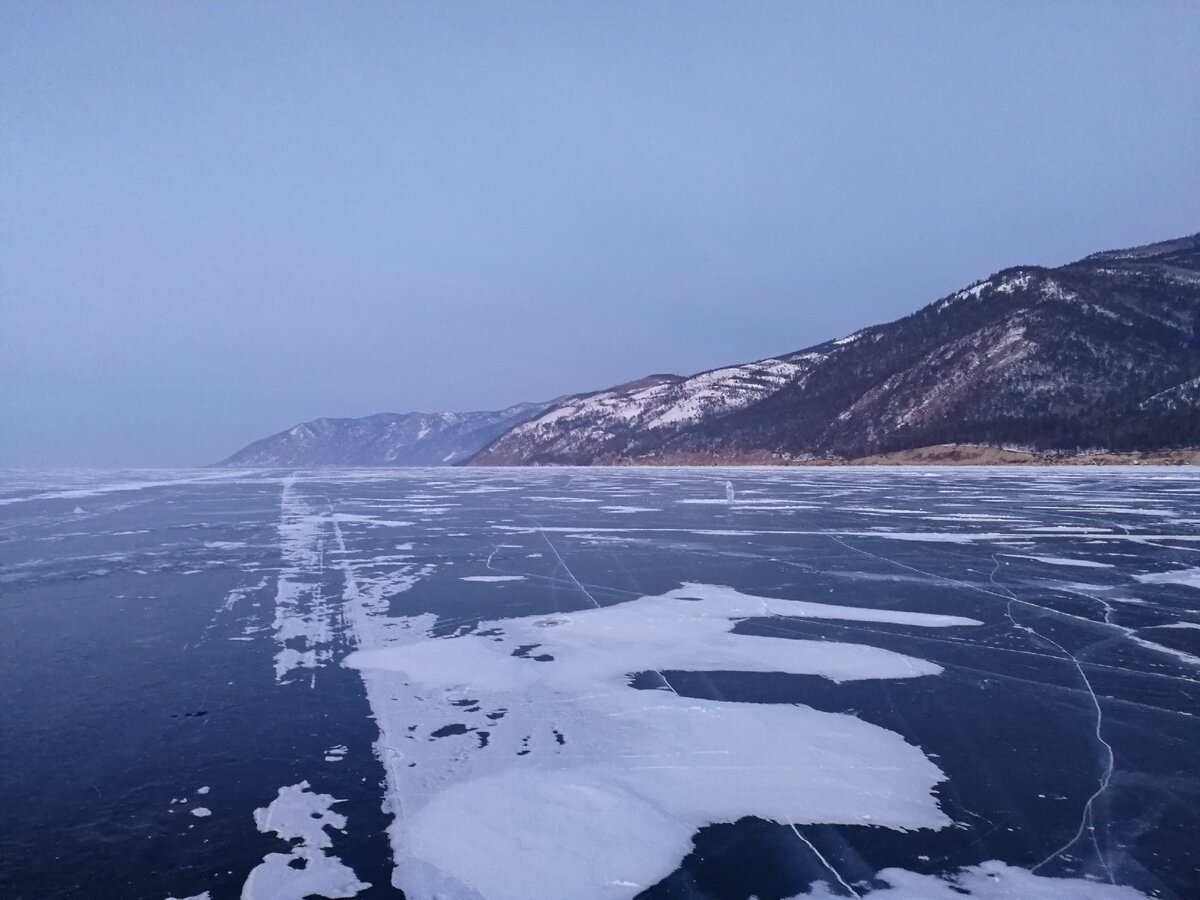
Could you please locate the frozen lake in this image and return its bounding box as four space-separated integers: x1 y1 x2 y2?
1 467 1198 900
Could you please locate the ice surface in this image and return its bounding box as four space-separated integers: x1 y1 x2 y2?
21 466 1186 900
155 468 1162 898
0 469 247 506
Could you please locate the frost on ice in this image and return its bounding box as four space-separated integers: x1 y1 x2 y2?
345 582 980 900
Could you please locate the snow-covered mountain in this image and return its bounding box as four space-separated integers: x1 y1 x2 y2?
471 232 1200 464
217 402 549 467
467 357 827 464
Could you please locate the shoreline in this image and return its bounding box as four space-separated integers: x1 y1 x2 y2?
470 444 1200 467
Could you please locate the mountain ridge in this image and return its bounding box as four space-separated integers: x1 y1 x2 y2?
217 402 550 467
468 232 1200 465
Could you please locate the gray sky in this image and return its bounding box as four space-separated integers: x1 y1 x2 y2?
3 2 1199 467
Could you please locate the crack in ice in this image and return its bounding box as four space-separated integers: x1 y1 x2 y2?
987 557 1116 885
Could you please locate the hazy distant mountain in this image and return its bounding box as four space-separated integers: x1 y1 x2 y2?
470 232 1200 464
218 402 549 467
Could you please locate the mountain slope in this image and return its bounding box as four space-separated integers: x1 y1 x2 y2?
468 362 809 465
218 402 549 467
470 233 1200 465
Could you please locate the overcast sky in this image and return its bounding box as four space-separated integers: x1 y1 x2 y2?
3 2 1199 466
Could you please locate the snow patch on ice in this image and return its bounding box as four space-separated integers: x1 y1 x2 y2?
345 582 976 899
870 532 982 544
1005 554 1114 569
786 859 1149 898
334 513 415 527
240 781 369 900
1135 567 1200 589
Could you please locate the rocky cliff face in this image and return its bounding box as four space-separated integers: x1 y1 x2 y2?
470 233 1200 464
217 402 548 466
